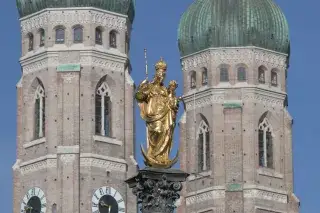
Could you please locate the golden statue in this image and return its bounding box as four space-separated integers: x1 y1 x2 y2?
135 57 181 168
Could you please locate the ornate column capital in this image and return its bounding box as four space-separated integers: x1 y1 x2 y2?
126 167 189 213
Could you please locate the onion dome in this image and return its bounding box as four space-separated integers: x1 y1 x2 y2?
178 0 290 56
16 0 135 23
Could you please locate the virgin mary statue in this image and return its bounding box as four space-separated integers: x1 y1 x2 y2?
135 58 180 168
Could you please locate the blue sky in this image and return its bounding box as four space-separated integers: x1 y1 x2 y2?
0 0 317 212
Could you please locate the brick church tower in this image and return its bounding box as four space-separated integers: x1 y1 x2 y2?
177 0 300 213
12 1 137 213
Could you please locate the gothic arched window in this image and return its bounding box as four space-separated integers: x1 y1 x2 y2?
220 67 229 82
237 66 246 81
28 33 34 51
55 26 65 44
95 27 102 45
39 28 45 47
73 25 83 43
95 82 112 136
52 204 57 213
190 71 196 89
271 69 278 86
197 120 210 172
109 30 117 48
201 67 208 85
34 85 45 139
258 115 273 168
258 66 266 84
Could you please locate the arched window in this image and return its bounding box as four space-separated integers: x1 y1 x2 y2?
258 66 266 84
55 27 65 44
258 115 273 168
28 33 34 51
39 29 45 47
95 81 112 136
52 204 57 213
237 66 246 81
271 69 278 86
197 120 210 172
95 27 102 45
34 85 45 139
220 67 229 82
125 33 129 54
190 71 196 88
73 26 83 43
201 67 208 85
109 30 117 48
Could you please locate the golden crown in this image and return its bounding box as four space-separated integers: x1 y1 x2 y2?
155 57 167 71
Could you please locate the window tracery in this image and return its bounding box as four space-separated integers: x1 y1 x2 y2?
34 85 45 139
197 120 210 172
95 82 112 136
258 116 273 168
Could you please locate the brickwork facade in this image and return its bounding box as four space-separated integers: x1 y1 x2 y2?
178 47 300 213
13 8 137 213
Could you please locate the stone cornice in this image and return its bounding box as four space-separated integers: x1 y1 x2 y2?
183 87 286 111
185 185 288 206
20 49 128 75
80 153 127 172
20 8 128 34
181 47 288 72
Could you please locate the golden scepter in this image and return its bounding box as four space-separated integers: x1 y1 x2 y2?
144 48 149 149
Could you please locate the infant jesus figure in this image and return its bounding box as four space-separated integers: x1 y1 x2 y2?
167 80 182 127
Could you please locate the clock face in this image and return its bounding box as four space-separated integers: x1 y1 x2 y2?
20 187 47 213
92 186 125 213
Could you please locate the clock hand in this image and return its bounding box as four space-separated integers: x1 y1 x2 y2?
99 200 108 207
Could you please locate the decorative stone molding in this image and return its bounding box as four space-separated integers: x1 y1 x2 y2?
244 189 287 203
23 137 46 149
20 8 127 34
92 58 124 72
185 95 224 111
80 153 126 172
60 154 76 165
57 145 80 154
23 58 48 74
183 88 285 111
186 188 225 206
19 155 57 175
21 51 126 75
93 135 123 146
181 47 287 72
242 93 283 107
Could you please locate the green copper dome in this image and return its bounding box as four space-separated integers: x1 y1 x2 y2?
178 0 290 56
16 0 135 22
